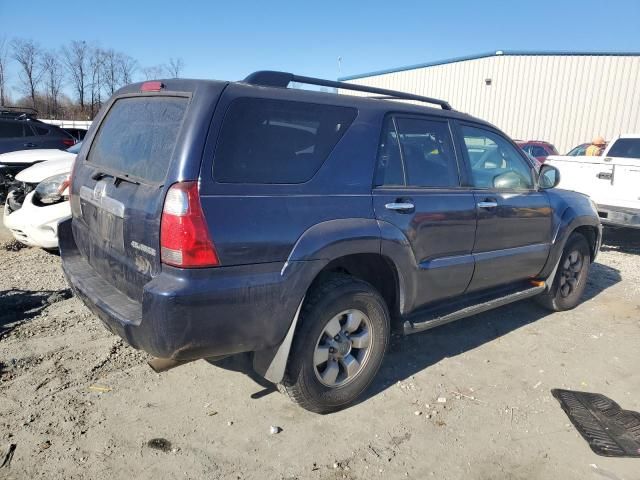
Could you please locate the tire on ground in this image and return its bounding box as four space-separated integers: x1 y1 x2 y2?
281 273 390 414
537 232 591 311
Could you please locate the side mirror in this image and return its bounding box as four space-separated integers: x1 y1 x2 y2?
539 164 560 189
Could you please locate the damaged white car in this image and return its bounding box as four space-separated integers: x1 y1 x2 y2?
3 154 74 249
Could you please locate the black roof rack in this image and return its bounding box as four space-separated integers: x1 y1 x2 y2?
243 71 452 110
0 106 38 119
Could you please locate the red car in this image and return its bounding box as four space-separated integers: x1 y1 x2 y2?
516 141 559 163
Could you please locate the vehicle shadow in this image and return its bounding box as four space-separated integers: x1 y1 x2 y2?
360 261 621 405
0 288 72 336
600 227 640 255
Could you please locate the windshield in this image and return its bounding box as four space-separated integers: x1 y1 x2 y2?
66 141 83 154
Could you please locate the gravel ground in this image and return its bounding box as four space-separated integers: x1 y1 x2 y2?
0 227 639 479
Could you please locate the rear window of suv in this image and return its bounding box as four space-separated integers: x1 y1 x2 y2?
214 98 357 184
88 96 188 183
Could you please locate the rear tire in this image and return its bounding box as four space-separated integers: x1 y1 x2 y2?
281 274 390 414
537 232 591 311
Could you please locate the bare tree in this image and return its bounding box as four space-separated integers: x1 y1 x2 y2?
0 36 9 105
167 57 185 78
118 54 136 85
11 38 44 109
102 49 121 97
42 51 63 117
89 47 105 117
62 40 89 113
141 65 166 80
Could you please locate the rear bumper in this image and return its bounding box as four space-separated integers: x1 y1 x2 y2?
59 218 319 360
597 204 640 229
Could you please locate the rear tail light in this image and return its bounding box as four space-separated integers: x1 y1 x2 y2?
62 138 75 147
160 182 219 268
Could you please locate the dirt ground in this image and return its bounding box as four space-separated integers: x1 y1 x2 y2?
1 226 639 480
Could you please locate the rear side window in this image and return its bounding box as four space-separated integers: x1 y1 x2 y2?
607 138 640 159
395 117 459 187
0 121 25 138
214 98 357 184
88 96 188 183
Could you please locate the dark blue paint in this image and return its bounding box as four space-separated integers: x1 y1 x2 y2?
60 75 602 363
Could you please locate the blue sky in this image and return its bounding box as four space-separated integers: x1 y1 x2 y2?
1 0 640 86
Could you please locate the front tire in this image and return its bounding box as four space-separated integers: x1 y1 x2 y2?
281 274 390 414
537 232 591 311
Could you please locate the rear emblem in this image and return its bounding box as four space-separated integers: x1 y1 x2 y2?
131 240 156 257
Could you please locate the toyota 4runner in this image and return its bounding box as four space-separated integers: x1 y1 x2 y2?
60 72 602 413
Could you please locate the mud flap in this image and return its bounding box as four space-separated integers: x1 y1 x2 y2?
552 389 640 457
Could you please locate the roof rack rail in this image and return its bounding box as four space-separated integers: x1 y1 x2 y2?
0 105 38 119
243 71 452 110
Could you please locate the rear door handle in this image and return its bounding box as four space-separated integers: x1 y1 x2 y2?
23 142 36 148
385 202 415 212
596 172 613 180
477 201 498 208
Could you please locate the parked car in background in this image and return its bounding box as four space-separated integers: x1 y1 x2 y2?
0 142 81 201
3 152 75 249
565 142 590 157
516 140 559 163
0 107 75 155
546 134 640 229
60 73 601 413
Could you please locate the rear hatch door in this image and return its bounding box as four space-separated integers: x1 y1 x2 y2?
70 83 224 302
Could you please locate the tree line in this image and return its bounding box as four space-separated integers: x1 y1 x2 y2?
0 36 185 120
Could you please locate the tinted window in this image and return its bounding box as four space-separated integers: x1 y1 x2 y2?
607 138 640 159
0 121 25 138
395 117 459 187
462 125 533 190
34 126 49 135
375 117 404 186
88 96 188 183
214 98 356 184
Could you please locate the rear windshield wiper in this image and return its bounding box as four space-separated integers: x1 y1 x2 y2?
92 171 140 186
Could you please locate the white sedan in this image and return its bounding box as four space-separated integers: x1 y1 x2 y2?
3 154 75 249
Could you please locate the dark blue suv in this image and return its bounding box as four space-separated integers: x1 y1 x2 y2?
60 72 602 413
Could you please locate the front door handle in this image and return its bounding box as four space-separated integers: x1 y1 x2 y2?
477 201 498 208
596 172 613 180
385 202 415 212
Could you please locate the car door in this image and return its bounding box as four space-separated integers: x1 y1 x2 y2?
457 123 552 292
604 137 640 209
373 115 477 310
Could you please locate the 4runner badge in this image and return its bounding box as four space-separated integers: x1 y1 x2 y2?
130 241 156 257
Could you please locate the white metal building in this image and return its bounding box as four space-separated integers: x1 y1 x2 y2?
339 51 640 153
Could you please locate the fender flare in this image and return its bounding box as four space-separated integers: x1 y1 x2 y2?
254 218 417 383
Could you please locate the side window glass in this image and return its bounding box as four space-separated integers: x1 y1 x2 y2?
395 117 459 187
461 125 534 190
375 117 404 186
34 126 49 136
0 121 25 138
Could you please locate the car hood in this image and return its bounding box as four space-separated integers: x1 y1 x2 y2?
16 157 75 183
0 148 74 165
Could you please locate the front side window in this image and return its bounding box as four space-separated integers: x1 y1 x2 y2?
395 117 459 187
214 98 357 184
462 125 534 190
